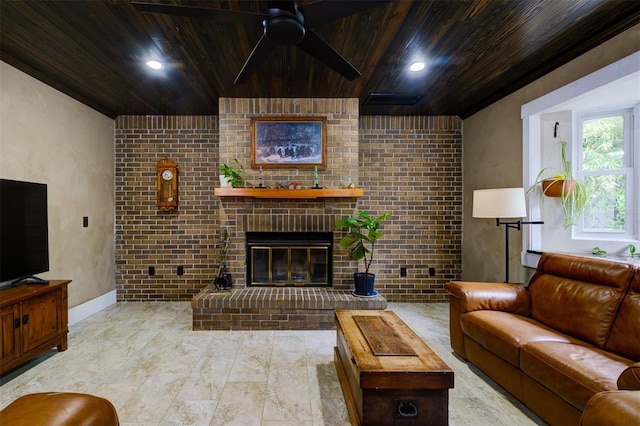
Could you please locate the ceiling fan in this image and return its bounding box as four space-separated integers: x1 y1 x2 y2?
132 1 391 84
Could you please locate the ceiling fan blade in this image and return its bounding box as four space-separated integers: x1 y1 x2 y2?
297 30 361 81
300 0 392 27
131 2 267 25
234 35 277 84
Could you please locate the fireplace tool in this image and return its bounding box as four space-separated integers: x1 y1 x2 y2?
214 230 232 291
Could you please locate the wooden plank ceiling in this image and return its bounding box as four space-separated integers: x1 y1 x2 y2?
1 1 638 119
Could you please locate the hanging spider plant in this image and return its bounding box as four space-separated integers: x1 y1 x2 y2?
528 141 590 229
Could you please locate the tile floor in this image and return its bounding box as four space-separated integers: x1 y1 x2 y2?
0 302 546 425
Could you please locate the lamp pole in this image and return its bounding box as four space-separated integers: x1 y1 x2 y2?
496 219 544 282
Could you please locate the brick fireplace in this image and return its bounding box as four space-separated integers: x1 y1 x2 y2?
217 209 356 291
191 98 386 330
216 98 363 291
191 207 388 330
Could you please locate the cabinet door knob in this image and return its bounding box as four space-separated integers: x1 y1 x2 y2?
14 318 20 329
22 314 29 325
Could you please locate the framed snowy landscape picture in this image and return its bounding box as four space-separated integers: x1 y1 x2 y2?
251 117 326 169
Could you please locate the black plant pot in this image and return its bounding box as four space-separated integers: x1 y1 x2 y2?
353 272 376 296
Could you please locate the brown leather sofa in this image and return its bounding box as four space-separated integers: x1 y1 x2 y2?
446 253 640 426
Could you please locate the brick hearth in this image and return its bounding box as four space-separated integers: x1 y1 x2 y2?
192 286 386 330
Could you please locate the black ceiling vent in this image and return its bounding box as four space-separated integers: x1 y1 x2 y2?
365 93 423 106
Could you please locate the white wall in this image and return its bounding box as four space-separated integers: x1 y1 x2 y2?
0 62 115 308
538 110 574 247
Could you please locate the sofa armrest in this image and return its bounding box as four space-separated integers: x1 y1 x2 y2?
445 281 531 315
580 391 640 426
618 362 640 390
445 281 531 359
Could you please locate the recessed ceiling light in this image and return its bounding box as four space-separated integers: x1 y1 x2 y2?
146 60 164 70
409 61 425 72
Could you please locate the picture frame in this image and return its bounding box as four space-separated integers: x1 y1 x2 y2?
251 116 327 169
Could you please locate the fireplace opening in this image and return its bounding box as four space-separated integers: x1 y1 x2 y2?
246 232 332 287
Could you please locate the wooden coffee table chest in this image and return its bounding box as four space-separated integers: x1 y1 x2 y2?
334 309 454 425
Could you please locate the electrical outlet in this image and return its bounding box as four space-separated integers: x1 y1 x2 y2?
148 266 155 276
177 265 184 276
429 267 436 276
400 267 407 277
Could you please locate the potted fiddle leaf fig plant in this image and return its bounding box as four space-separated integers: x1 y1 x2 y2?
335 210 392 296
528 140 590 229
219 159 245 188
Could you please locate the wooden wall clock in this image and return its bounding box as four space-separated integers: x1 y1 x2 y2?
157 157 178 210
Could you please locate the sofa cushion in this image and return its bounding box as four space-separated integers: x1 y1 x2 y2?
461 310 576 367
606 271 640 361
528 253 634 348
520 341 633 410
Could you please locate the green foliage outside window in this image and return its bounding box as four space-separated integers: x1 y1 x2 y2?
582 115 626 231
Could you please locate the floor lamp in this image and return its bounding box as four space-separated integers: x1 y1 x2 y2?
473 188 543 283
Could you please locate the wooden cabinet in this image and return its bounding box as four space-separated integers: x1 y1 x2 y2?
1 303 21 367
0 280 70 374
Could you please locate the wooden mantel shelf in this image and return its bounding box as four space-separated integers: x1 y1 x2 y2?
214 187 364 199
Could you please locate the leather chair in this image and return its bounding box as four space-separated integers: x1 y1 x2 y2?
0 392 119 425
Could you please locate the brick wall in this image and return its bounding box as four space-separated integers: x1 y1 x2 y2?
115 116 218 301
359 116 462 302
114 108 462 302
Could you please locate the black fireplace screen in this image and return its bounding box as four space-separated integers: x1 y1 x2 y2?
246 232 332 287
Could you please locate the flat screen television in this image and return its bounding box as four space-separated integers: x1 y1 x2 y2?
0 179 50 286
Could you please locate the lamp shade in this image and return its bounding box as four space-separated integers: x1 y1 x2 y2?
473 188 527 218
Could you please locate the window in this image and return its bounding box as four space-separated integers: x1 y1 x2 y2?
577 108 636 240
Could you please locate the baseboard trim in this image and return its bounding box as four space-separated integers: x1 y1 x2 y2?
68 290 116 325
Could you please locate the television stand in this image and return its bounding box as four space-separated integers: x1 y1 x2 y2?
0 280 70 374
